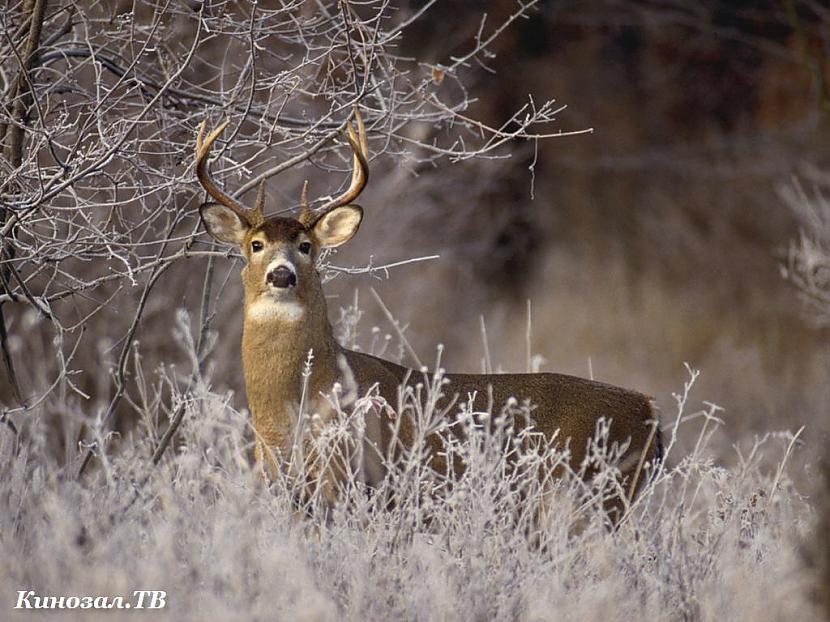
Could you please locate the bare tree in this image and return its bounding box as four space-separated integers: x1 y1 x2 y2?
0 0 580 466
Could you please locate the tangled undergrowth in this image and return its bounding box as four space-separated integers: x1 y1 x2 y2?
0 318 821 622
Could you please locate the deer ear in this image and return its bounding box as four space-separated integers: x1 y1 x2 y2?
200 203 250 246
312 205 363 248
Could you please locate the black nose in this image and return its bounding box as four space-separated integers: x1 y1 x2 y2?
266 266 297 288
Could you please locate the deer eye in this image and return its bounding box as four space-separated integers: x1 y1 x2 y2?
251 240 264 253
298 242 311 255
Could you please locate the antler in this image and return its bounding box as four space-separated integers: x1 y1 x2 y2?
301 107 369 225
195 120 264 227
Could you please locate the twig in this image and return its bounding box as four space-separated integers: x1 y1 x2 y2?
369 286 421 369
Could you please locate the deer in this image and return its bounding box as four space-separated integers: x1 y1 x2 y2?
194 109 662 522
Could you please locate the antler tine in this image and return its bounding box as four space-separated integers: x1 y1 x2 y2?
317 107 369 214
350 107 368 188
254 179 266 222
299 180 312 226
194 119 260 226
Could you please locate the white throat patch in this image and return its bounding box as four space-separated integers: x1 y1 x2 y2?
246 298 305 323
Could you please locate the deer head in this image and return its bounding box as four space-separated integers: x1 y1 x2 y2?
195 110 369 323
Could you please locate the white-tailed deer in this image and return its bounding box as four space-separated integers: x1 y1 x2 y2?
195 110 662 518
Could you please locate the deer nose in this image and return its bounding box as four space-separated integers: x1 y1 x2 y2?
266 266 297 289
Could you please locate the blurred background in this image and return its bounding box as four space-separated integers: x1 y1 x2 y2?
1 0 828 464
348 0 830 452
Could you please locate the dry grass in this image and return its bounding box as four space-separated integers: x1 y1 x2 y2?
1 322 822 621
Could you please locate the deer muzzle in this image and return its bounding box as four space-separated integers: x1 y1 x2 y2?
266 266 297 289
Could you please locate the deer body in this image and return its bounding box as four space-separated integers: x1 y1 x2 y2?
195 111 661 511
242 298 657 494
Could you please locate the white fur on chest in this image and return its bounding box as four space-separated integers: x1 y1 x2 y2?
246 298 305 322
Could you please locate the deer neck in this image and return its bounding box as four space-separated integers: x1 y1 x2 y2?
241 293 341 455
